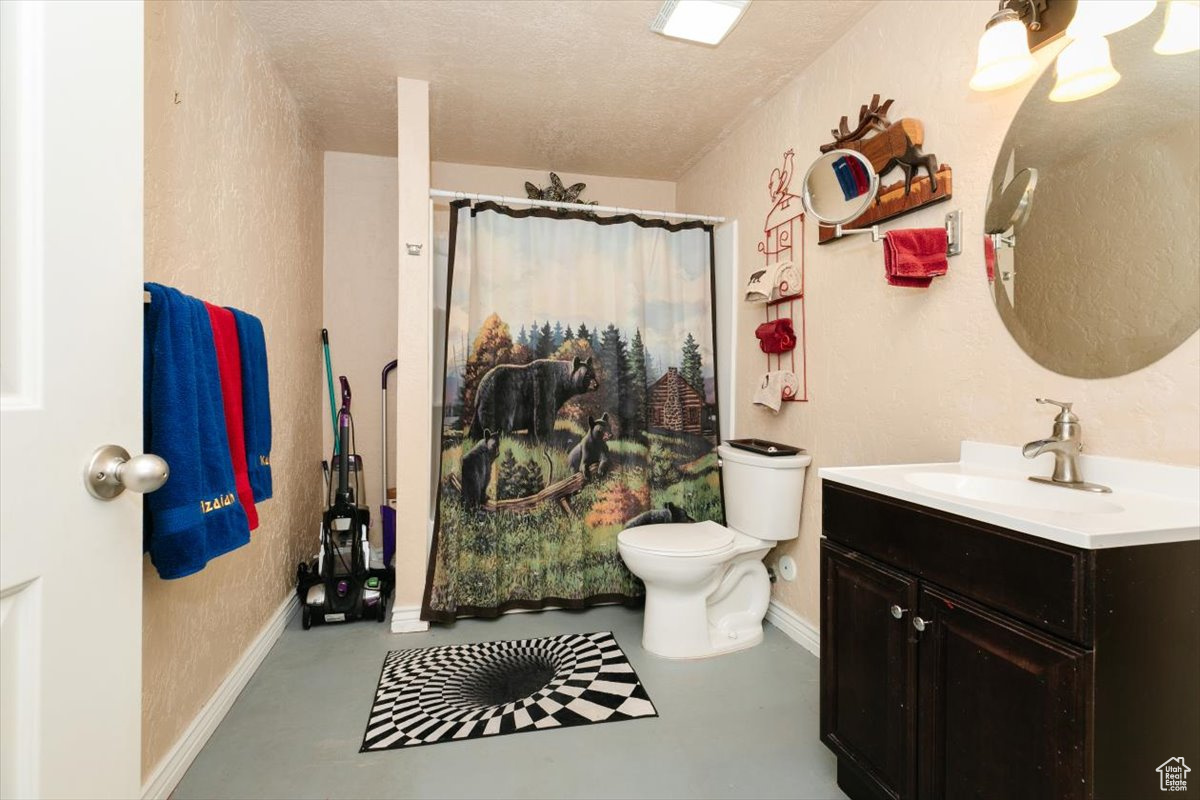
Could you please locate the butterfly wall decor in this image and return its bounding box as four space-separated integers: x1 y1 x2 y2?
524 172 597 207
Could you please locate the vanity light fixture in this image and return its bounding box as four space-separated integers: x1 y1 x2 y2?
1049 35 1122 102
1065 0 1156 39
970 6 1039 91
1154 1 1200 55
650 0 750 46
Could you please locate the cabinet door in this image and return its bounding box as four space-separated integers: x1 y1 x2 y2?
821 540 919 800
916 585 1092 800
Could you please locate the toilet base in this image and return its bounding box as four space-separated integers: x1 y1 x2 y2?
638 554 772 660
641 617 766 660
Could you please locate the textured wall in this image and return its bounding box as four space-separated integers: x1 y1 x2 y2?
322 151 398 536
429 162 677 212
676 0 1200 628
142 0 323 780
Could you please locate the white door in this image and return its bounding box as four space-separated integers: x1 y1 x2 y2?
1 2 145 798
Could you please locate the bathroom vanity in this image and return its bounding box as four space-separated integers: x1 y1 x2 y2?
818 443 1200 800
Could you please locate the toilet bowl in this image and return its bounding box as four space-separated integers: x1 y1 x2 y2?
618 444 811 659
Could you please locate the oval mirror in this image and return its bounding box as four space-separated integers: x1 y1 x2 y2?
801 149 879 226
986 6 1199 379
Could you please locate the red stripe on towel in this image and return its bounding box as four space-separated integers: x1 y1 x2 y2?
205 303 259 531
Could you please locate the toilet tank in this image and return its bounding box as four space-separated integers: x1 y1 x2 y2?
717 443 811 542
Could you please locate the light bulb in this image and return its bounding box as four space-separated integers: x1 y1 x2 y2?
970 14 1038 91
1050 36 1122 102
1155 1 1200 55
1066 0 1156 39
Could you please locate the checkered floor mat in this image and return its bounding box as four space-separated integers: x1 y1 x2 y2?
361 631 657 751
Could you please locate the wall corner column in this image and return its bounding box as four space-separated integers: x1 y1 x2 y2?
392 77 432 633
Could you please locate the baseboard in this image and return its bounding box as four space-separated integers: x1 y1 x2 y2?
391 603 429 633
141 593 298 800
765 598 820 658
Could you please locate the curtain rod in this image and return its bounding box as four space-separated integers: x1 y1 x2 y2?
429 189 725 224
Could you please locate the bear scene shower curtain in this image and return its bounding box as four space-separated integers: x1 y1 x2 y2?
422 200 724 622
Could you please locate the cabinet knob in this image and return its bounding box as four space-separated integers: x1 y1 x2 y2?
912 616 930 632
890 605 907 619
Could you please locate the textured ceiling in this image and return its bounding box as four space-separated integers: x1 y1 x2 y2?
236 0 876 180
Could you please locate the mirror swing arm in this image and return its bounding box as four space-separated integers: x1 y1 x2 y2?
830 210 963 257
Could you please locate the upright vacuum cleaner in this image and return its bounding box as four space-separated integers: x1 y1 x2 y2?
297 375 392 628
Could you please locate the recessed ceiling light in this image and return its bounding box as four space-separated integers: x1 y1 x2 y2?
651 0 751 46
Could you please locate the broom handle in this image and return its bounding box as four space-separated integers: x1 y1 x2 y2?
322 329 340 455
381 360 397 505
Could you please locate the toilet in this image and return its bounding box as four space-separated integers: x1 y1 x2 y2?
618 443 811 659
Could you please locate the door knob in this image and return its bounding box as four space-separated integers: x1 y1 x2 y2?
85 445 169 500
890 605 907 619
912 616 930 632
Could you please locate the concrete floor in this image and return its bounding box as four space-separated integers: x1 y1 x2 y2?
174 605 847 800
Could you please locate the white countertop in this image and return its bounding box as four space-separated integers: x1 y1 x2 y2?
818 441 1200 550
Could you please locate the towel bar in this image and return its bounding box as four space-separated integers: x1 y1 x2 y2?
832 209 962 258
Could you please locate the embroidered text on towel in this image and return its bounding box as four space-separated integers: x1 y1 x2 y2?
200 492 237 514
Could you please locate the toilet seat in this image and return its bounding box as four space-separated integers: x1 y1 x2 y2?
618 520 734 557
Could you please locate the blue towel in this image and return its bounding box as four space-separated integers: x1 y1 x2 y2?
228 307 272 501
832 157 857 202
144 283 250 579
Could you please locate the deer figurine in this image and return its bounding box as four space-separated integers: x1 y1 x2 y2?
820 95 940 196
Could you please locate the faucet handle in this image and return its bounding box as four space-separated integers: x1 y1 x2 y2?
1036 398 1072 412
1036 398 1079 424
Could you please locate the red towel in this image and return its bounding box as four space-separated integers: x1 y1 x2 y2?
984 234 996 282
883 228 948 288
848 156 871 197
205 303 259 531
755 318 796 353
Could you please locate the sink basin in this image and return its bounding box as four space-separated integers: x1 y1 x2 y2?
905 471 1124 514
819 442 1199 549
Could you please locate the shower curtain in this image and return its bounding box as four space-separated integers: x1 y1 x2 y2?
422 200 724 622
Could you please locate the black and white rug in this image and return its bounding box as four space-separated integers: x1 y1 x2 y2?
361 631 657 751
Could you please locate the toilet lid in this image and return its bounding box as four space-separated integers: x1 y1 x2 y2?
618 520 734 556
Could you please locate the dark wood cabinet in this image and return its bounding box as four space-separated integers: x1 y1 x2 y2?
821 481 1199 800
915 584 1090 800
821 542 917 800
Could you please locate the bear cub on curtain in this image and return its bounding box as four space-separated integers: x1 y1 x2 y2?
471 356 599 440
624 502 695 529
460 428 501 509
568 412 611 480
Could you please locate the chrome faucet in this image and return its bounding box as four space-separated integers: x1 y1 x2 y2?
1022 398 1111 493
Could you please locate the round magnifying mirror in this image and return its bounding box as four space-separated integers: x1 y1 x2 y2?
801 149 880 226
985 167 1038 235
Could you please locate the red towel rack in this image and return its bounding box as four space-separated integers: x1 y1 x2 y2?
756 155 808 403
